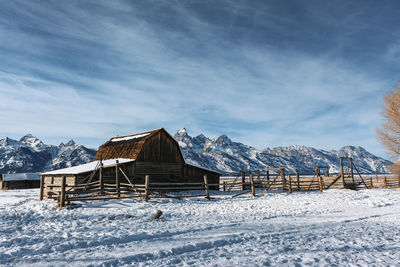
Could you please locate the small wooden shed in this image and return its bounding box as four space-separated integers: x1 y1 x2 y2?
0 173 40 190
40 128 220 198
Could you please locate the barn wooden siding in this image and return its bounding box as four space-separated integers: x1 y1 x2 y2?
0 180 40 190
184 164 220 190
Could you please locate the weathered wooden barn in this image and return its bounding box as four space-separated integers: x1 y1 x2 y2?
0 173 40 190
95 128 220 185
40 128 220 198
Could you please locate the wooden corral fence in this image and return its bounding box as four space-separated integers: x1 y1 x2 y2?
41 157 398 208
220 166 324 194
41 169 220 208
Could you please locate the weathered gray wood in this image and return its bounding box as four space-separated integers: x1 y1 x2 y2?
149 187 205 190
204 175 210 200
249 173 255 196
325 173 342 189
99 162 104 195
39 176 44 200
59 175 66 208
241 169 245 190
280 166 286 191
288 175 292 193
149 182 203 186
318 175 323 192
118 167 132 186
116 160 120 198
150 210 163 222
144 175 150 202
350 158 354 183
340 157 345 188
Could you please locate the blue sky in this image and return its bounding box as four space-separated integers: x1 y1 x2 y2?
0 0 399 158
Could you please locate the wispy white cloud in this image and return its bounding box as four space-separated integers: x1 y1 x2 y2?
0 0 397 157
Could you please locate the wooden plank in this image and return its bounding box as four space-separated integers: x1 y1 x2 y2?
144 175 150 202
115 160 120 198
59 175 66 208
149 187 205 190
149 182 203 186
204 175 210 200
40 176 44 200
150 210 163 222
325 174 342 189
249 173 255 196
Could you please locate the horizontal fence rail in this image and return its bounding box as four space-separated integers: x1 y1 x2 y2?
39 158 399 209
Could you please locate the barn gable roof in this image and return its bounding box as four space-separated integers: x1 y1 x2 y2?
94 128 182 161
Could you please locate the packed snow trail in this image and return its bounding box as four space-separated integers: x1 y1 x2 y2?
0 189 399 266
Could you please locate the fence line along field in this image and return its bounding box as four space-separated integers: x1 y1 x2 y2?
38 154 398 208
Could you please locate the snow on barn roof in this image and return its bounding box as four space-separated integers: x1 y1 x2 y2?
2 173 40 181
110 132 151 142
41 158 135 175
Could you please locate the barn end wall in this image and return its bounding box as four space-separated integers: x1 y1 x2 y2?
137 130 185 163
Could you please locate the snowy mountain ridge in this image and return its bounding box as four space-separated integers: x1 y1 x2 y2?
0 134 96 173
174 128 392 175
0 130 392 175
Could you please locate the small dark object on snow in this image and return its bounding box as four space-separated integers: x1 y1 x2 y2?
150 210 163 222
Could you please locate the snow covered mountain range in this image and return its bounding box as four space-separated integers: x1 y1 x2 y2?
174 128 392 175
0 134 96 173
0 130 392 174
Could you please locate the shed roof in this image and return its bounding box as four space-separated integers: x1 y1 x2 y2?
41 158 134 175
185 163 222 175
2 173 40 181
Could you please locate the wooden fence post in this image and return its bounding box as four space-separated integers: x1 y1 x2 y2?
59 175 66 208
296 169 300 190
340 157 345 188
384 176 387 187
40 175 44 201
350 158 355 184
249 173 255 196
266 167 270 182
223 181 227 191
288 175 292 193
144 175 150 202
99 160 104 195
318 175 323 192
204 175 210 200
280 166 286 191
241 169 245 190
116 160 120 198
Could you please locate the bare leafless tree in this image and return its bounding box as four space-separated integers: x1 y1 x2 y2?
377 82 400 173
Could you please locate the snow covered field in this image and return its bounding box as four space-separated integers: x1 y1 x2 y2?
0 189 399 266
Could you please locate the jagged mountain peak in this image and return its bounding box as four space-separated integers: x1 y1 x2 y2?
0 134 96 174
20 133 47 152
65 140 76 146
177 128 188 135
175 129 392 175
